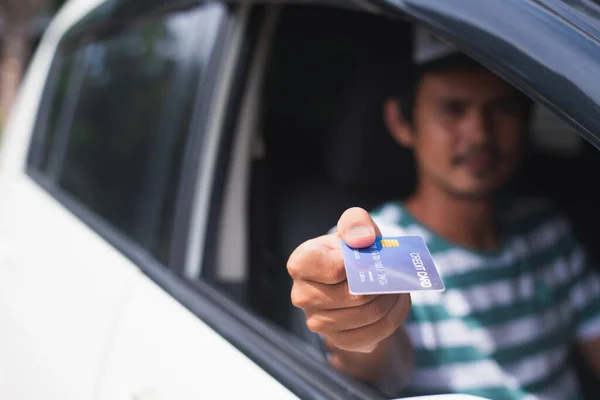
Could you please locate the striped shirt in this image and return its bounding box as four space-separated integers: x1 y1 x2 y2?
370 197 600 400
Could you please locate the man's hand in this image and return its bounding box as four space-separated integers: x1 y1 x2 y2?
287 207 412 383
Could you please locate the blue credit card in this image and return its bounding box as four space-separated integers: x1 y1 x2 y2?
341 236 445 294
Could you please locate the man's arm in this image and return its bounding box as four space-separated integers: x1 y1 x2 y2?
287 207 413 391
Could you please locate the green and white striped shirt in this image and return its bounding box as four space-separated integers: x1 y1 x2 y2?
370 197 600 400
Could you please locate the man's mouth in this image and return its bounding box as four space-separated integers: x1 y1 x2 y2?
463 153 496 173
453 150 502 176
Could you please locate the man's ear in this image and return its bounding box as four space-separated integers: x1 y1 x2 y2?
383 97 414 148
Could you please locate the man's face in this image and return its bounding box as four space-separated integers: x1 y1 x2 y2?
396 67 528 199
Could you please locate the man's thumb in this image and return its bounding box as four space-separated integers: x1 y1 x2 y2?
337 207 381 249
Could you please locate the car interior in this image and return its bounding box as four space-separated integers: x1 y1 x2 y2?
202 3 600 397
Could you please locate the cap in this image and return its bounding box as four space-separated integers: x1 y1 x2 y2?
413 26 459 66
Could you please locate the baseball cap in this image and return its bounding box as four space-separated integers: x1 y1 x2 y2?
412 26 464 68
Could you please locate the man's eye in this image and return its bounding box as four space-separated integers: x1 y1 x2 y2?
441 102 466 116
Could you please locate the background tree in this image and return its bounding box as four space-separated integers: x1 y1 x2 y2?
0 0 64 124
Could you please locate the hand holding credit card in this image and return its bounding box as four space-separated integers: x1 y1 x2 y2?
341 236 445 295
287 207 413 360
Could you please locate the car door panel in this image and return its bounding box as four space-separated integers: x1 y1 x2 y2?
0 176 140 400
95 274 298 400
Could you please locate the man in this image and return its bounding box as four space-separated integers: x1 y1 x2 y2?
286 27 600 399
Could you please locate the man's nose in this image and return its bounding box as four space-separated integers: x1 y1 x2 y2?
462 109 492 144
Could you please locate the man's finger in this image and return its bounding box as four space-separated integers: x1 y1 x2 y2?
287 235 347 284
290 279 376 310
337 207 382 249
306 294 398 333
332 293 411 352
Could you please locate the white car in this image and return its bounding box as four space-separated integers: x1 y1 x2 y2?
1 0 600 399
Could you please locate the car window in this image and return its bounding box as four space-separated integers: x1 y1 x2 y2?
28 3 225 264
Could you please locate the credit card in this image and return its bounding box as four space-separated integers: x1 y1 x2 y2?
341 236 445 294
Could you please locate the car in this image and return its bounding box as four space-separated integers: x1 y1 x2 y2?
1 0 600 399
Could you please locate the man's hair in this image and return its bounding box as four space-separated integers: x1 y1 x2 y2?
397 54 532 126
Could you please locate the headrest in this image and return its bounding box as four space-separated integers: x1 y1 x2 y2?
325 53 416 196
